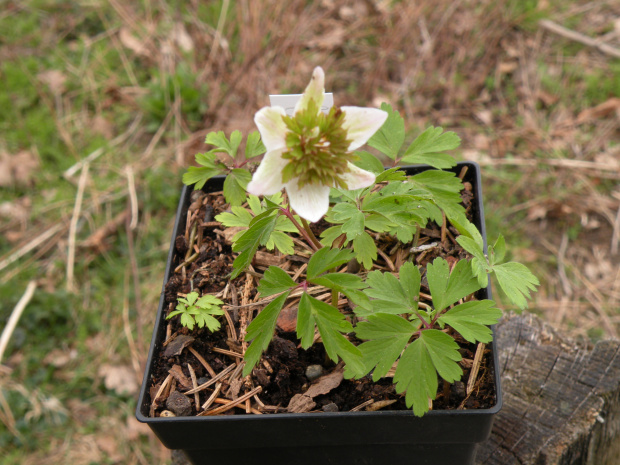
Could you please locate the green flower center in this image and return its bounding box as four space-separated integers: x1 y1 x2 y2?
280 98 355 189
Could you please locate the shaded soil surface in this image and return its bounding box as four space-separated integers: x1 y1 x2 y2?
147 178 497 418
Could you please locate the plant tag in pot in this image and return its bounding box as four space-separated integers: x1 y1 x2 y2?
270 92 333 116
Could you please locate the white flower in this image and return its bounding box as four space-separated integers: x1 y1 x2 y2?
246 67 388 222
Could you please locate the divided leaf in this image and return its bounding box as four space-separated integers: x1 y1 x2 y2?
354 313 417 380
426 257 481 313
367 103 405 160
393 330 462 417
230 210 279 279
353 150 385 174
243 293 289 376
409 170 464 217
223 168 252 206
400 126 459 168
182 152 226 189
245 130 266 159
306 247 354 279
457 232 539 309
438 300 502 343
205 130 242 158
257 266 297 297
297 293 363 373
363 262 421 315
494 262 540 310
167 292 225 332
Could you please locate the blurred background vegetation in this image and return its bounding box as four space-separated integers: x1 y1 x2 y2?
0 0 618 463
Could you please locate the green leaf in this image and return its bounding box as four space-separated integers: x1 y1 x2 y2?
215 206 254 228
402 152 457 169
265 230 295 255
257 267 296 297
310 273 367 292
409 170 464 217
455 234 490 288
194 313 222 332
400 126 459 167
352 231 376 270
456 235 486 262
438 300 502 343
490 234 506 264
223 168 252 206
364 213 393 233
353 150 385 174
306 247 354 279
394 329 462 416
196 294 225 308
245 131 266 159
354 313 416 380
376 167 407 183
367 103 405 160
340 210 365 241
296 293 362 373
494 262 539 310
451 214 484 252
182 152 227 189
427 257 481 312
168 292 224 332
319 225 345 248
297 292 317 349
364 262 421 314
230 211 279 279
205 130 242 158
342 289 373 317
243 293 289 376
247 194 263 215
180 312 195 330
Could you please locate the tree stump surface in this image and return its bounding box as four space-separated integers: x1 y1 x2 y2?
477 313 620 465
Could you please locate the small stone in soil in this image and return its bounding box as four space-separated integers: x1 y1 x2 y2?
197 377 209 385
305 364 323 381
322 402 339 413
166 390 192 416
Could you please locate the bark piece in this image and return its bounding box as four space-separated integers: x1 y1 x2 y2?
287 394 316 413
168 364 192 390
164 335 195 357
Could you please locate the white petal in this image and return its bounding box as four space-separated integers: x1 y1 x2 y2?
294 67 325 115
246 149 287 196
254 106 288 151
341 163 376 190
340 106 388 151
285 180 331 223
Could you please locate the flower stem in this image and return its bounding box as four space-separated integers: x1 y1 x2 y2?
280 208 320 252
301 218 323 250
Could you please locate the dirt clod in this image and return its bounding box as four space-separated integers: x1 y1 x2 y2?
166 390 192 416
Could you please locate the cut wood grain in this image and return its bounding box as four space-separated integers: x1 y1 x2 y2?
477 313 620 465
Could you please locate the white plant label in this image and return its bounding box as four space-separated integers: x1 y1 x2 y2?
269 93 334 116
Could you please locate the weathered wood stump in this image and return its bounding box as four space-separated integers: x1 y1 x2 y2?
477 313 620 465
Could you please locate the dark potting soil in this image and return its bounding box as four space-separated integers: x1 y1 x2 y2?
147 180 497 418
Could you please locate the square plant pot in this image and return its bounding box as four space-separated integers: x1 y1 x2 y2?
136 161 502 465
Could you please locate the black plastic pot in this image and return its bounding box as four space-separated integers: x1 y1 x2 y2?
136 162 502 465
